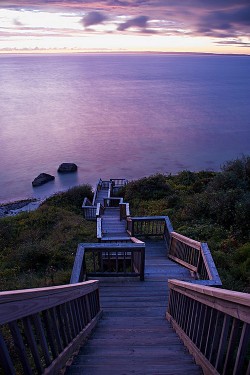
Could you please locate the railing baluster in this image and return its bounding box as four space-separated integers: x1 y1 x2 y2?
42 309 58 359
8 321 33 375
32 313 52 366
204 307 217 359
56 304 69 347
66 302 77 339
233 323 250 375
50 307 64 353
23 316 44 374
215 314 231 373
0 329 16 375
60 303 72 344
223 318 240 375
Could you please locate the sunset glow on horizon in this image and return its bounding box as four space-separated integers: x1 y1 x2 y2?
0 1 250 55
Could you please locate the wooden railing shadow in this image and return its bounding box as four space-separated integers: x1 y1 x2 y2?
0 281 102 374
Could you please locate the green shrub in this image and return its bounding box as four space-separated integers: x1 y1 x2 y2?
0 188 96 291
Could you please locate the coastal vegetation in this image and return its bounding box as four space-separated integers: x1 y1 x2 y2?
121 155 250 292
0 185 96 291
0 156 249 292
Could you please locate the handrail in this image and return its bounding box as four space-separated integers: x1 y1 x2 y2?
71 243 145 282
0 281 102 374
82 196 92 208
169 232 222 286
167 279 250 375
97 217 102 240
92 178 102 205
103 197 123 207
127 216 172 238
110 178 128 187
108 181 112 199
120 202 130 221
96 203 105 218
127 216 221 286
82 205 97 220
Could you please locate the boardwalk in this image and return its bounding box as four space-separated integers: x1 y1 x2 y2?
1 178 249 375
102 207 130 241
66 240 202 374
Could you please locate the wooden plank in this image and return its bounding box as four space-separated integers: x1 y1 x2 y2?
32 313 52 366
0 281 99 324
23 316 43 373
44 310 102 375
168 254 197 272
8 321 33 375
167 312 220 375
171 232 201 250
0 329 16 375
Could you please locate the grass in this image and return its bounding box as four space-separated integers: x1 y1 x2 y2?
0 156 249 292
122 156 250 292
0 185 96 291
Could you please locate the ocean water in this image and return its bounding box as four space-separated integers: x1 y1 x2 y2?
0 53 250 203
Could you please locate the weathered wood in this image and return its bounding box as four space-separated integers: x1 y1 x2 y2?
171 232 201 250
23 316 44 373
66 240 201 375
44 310 102 375
0 329 16 375
167 279 250 375
8 321 33 375
0 281 101 375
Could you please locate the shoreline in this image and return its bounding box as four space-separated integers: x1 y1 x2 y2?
0 198 45 218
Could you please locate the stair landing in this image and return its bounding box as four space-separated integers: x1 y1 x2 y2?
66 240 202 375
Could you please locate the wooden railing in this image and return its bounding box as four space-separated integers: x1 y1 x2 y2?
167 280 250 375
127 216 173 248
97 217 102 240
103 197 123 207
110 178 128 187
169 232 222 285
110 178 128 194
0 281 101 375
70 243 145 282
92 178 102 205
127 216 221 286
96 203 105 218
82 197 97 220
120 202 130 221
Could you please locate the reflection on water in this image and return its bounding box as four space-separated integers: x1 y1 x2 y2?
0 54 250 202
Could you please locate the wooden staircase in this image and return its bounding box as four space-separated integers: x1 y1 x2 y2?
1 178 248 375
102 207 130 241
66 240 202 374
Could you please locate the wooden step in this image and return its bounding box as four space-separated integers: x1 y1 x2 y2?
65 239 202 375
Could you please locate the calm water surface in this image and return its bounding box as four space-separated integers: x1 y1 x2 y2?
0 53 250 202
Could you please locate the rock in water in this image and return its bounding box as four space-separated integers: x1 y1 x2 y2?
32 173 55 187
57 163 78 173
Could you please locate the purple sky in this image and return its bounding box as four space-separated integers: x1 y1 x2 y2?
1 0 250 53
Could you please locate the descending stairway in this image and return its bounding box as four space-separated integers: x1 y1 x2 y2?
66 240 202 375
94 182 130 241
102 207 130 241
94 186 109 205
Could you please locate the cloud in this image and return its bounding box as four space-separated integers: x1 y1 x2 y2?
13 18 23 26
82 11 107 27
1 0 250 52
117 15 148 31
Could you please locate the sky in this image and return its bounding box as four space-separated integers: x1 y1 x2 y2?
0 1 250 54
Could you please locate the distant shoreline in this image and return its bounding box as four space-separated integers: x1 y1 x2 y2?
0 198 44 218
0 51 249 57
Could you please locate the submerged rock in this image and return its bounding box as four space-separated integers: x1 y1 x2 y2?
57 163 78 173
32 173 55 187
